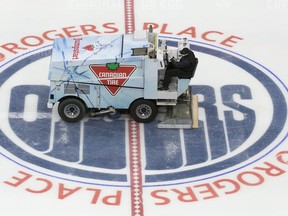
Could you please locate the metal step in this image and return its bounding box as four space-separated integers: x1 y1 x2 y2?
157 99 177 105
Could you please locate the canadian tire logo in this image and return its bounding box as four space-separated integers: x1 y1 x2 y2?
89 64 137 96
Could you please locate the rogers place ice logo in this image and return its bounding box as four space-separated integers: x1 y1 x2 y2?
0 35 287 187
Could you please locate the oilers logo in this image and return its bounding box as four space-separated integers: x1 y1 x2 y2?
0 36 287 187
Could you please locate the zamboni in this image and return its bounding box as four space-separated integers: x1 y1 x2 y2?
47 28 199 128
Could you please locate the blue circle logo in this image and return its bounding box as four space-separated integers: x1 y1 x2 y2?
0 36 287 187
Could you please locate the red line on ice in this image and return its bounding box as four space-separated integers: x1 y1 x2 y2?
124 2 143 215
128 120 144 216
124 0 135 34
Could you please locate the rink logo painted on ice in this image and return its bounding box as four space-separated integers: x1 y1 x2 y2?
89 64 137 96
4 155 288 205
0 26 287 189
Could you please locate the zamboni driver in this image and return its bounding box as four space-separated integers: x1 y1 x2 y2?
158 47 196 91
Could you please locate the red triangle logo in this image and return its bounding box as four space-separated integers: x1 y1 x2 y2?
89 64 137 96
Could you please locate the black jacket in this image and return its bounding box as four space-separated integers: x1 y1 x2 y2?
170 51 196 77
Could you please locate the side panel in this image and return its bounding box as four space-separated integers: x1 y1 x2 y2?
49 81 98 108
49 60 146 110
144 59 158 99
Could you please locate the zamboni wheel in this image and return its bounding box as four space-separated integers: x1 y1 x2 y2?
58 98 86 123
129 99 158 123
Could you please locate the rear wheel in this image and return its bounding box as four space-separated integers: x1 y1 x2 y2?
58 98 86 123
129 99 158 123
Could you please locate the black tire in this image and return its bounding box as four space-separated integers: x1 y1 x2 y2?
58 98 86 123
129 99 158 123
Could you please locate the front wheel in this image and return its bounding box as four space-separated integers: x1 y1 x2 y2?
129 99 158 123
58 98 86 123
